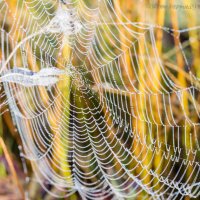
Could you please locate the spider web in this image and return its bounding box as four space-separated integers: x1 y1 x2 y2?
0 0 200 199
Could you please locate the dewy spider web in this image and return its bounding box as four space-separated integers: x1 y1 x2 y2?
0 0 200 199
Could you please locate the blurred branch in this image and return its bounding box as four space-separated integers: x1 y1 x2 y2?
0 137 24 199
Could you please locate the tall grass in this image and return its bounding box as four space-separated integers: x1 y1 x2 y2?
0 0 199 199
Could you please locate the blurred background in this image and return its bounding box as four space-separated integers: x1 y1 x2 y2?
0 0 200 199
